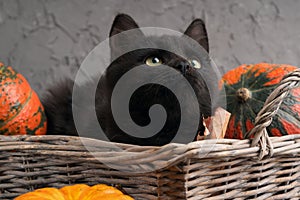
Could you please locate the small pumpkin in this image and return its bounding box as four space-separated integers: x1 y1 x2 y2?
0 62 47 135
14 184 134 200
221 63 300 139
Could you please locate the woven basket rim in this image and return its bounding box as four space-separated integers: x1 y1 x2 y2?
1 134 300 171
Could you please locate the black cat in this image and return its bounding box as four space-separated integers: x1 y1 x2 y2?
42 14 215 146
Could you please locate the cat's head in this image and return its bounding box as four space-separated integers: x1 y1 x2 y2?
106 14 213 117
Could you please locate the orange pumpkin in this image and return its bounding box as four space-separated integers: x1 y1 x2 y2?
0 62 47 135
14 184 134 200
221 63 300 139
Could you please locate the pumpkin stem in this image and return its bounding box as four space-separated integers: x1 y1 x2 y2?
236 88 251 102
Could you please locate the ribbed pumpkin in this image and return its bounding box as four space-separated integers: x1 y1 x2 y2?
0 62 47 135
222 63 300 139
14 184 134 200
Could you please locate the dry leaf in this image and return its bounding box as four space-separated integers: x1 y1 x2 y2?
197 107 231 140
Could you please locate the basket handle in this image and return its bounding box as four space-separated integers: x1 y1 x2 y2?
245 68 300 160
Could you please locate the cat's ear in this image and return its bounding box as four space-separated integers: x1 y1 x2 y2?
109 14 144 58
184 19 209 53
110 14 142 37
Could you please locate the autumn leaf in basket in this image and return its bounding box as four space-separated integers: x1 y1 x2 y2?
14 184 134 200
197 107 231 140
221 63 300 139
0 62 47 135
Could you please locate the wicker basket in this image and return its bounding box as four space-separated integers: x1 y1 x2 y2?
0 69 299 200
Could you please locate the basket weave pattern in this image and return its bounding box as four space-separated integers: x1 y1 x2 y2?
0 69 299 199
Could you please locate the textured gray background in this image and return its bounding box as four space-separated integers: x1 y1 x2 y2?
0 0 299 95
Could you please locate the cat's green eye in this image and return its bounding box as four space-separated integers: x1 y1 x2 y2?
145 56 162 66
189 59 201 69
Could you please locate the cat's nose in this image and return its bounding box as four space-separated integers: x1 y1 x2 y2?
176 61 190 75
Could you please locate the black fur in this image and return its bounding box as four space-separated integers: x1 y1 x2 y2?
42 14 213 146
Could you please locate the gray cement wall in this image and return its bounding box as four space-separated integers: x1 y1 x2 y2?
0 0 299 95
